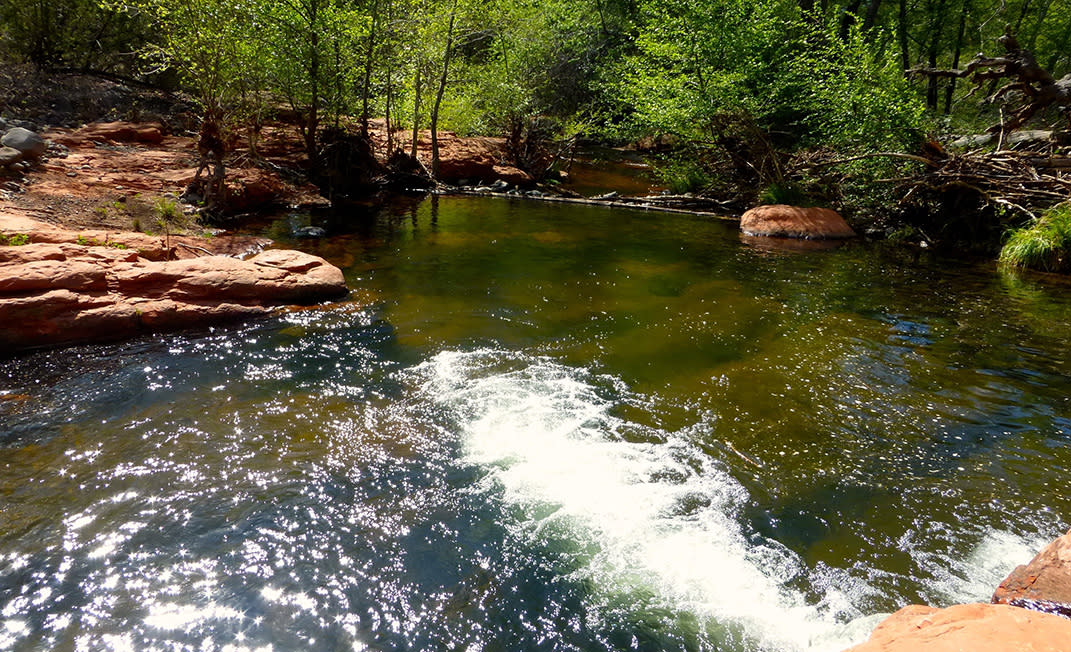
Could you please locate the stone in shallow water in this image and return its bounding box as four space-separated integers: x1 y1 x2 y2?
740 204 856 240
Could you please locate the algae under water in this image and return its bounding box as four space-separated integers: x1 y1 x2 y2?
2 196 1070 651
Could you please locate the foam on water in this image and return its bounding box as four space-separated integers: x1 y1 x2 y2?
416 349 881 652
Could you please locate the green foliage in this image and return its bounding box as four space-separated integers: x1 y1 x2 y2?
759 182 811 207
0 0 149 69
605 0 926 153
652 156 712 194
789 23 926 152
1000 203 1071 273
153 197 182 222
0 232 31 246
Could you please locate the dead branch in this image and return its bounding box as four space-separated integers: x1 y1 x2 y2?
910 29 1071 136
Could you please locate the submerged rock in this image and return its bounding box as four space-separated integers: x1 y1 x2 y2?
740 204 856 240
844 603 1071 652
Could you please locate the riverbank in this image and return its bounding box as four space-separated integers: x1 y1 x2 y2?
0 112 544 353
0 211 348 353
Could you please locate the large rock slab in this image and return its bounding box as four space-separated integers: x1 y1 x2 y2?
993 529 1071 612
58 121 165 145
844 603 1071 652
740 204 857 240
0 215 349 353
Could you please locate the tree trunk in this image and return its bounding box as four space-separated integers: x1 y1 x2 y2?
411 66 422 160
862 0 882 32
304 1 321 169
925 0 949 110
1026 0 1053 52
898 0 910 69
361 0 380 138
430 0 458 180
839 0 864 40
944 0 970 114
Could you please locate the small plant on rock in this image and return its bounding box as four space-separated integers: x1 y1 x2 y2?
0 233 31 246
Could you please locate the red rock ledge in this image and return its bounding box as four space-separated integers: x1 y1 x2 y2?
845 529 1071 651
1 215 348 353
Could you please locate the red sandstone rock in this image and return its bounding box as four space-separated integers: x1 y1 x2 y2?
57 121 166 146
993 529 1071 608
740 204 856 240
844 603 1071 652
0 215 349 353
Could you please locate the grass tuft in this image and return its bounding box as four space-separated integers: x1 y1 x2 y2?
1000 203 1071 273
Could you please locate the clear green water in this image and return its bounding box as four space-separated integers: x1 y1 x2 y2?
2 196 1071 651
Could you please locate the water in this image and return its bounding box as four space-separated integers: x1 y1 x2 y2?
2 196 1071 651
560 148 664 197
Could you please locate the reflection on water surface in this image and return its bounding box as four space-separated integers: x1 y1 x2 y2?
1 196 1070 651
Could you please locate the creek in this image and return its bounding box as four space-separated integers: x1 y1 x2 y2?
2 196 1071 651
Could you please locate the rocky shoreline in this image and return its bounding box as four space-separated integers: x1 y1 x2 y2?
0 211 348 353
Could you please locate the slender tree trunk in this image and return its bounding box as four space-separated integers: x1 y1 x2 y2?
385 60 394 157
943 0 970 113
925 0 948 110
361 0 380 137
1014 0 1032 33
839 0 864 40
430 0 458 180
384 0 394 157
862 0 882 32
306 29 320 166
594 0 609 36
898 0 910 69
333 40 342 129
303 0 321 168
1025 0 1053 51
411 66 422 159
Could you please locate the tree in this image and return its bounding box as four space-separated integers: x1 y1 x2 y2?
0 0 148 71
113 0 266 210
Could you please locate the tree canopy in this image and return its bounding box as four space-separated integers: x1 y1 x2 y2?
2 0 1069 192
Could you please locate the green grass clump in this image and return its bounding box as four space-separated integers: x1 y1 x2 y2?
1000 203 1071 273
653 157 712 195
758 182 813 207
0 233 31 246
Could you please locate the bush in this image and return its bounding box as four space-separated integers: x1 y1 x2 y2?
652 156 712 194
1000 203 1071 273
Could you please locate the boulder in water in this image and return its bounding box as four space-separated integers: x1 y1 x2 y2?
740 204 856 240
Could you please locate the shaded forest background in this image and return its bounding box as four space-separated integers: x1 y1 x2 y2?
1 0 1070 255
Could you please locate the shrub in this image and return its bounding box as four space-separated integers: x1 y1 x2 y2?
652 156 712 194
1000 203 1071 273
